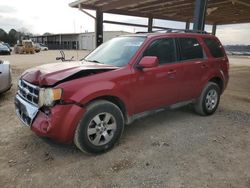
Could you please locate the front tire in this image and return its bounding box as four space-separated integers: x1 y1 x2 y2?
195 82 220 116
74 100 124 154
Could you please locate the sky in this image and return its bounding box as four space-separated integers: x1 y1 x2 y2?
0 0 250 45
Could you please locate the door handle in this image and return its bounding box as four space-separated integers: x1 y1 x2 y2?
167 69 176 78
201 64 208 68
167 70 177 74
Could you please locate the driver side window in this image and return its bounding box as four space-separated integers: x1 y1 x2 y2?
143 38 177 64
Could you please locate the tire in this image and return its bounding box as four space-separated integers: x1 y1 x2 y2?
195 82 220 116
74 100 124 154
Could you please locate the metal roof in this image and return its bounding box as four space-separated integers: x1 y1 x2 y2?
69 0 250 25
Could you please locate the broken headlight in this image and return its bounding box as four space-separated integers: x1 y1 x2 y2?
39 88 63 107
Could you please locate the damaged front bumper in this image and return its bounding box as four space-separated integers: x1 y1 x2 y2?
15 94 39 126
15 94 86 143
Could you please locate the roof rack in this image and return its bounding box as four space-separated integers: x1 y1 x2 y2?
168 28 208 34
154 28 209 34
135 28 210 35
135 31 150 34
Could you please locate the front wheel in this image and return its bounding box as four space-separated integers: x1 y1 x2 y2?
195 82 220 116
74 100 124 154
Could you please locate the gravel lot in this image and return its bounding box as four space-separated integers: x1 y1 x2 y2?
0 51 250 188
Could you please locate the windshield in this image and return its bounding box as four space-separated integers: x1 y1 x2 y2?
0 44 8 50
4 43 10 48
84 36 146 67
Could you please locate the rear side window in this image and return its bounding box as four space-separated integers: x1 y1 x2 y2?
179 38 204 61
204 38 225 58
143 38 177 64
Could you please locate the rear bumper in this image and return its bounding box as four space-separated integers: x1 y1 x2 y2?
222 72 229 94
15 94 86 143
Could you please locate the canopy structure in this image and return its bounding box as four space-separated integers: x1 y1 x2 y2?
69 0 250 46
70 0 250 25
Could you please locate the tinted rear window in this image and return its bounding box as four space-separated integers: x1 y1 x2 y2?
179 38 204 61
204 38 224 58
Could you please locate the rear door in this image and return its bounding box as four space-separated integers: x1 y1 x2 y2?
132 37 183 113
177 37 207 101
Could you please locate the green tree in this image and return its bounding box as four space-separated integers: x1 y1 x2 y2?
0 28 33 46
8 29 20 46
0 29 8 43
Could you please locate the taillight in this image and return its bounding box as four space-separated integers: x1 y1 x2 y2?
225 58 229 71
222 57 229 71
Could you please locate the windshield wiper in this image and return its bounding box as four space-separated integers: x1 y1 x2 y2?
85 59 103 64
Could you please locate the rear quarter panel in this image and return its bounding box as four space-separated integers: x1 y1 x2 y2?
200 35 229 92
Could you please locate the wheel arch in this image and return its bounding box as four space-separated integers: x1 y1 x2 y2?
87 95 129 124
209 77 223 94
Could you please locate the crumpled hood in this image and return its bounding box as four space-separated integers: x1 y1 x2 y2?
21 61 118 86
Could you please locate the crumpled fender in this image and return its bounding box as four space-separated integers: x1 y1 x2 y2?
61 80 132 114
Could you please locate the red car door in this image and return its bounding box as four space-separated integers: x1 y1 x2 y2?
177 37 208 101
131 38 182 114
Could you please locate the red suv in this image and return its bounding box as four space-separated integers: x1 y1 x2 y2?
15 32 229 154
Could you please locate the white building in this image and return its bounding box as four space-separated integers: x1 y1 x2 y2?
31 31 131 50
78 31 131 50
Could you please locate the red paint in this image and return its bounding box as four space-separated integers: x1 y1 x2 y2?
22 61 118 86
31 104 86 143
23 33 229 143
139 56 159 68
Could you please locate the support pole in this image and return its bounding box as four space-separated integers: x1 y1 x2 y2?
193 0 208 31
95 8 103 47
185 21 190 30
148 17 153 32
212 24 217 35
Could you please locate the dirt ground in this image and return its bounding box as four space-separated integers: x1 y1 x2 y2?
0 51 250 188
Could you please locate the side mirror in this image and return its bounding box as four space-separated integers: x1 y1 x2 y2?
137 56 159 69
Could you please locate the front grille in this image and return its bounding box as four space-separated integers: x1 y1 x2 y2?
15 94 39 126
18 80 40 106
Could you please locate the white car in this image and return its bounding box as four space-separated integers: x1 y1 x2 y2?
39 43 48 51
0 60 12 93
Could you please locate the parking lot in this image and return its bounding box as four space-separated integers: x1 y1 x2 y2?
0 51 250 188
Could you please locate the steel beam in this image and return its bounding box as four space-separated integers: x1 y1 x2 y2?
101 0 142 11
95 8 103 47
148 17 153 32
212 24 217 35
78 4 96 20
193 0 208 31
104 20 148 28
103 20 170 30
185 21 190 30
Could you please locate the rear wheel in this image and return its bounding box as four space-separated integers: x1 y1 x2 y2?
74 100 124 154
195 82 220 116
